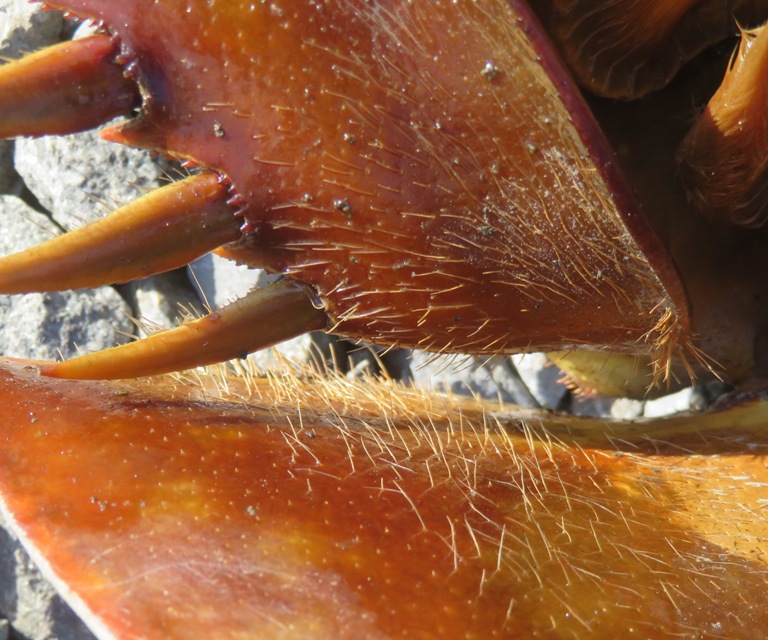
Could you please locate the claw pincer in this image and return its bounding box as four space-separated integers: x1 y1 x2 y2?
0 0 698 382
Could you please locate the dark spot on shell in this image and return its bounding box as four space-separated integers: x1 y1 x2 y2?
480 61 500 81
333 198 352 217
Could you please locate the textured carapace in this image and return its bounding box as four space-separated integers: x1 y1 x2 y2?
8 0 691 379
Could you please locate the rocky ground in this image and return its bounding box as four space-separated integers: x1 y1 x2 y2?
0 3 725 639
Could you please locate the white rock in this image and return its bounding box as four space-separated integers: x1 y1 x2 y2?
0 1 63 196
189 253 262 309
610 397 646 420
644 387 695 418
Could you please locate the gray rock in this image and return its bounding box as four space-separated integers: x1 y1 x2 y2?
15 124 161 231
0 0 62 198
0 291 131 361
0 1 63 60
0 195 134 360
121 272 202 339
409 352 510 402
408 350 570 409
0 140 19 196
569 394 617 417
511 352 569 409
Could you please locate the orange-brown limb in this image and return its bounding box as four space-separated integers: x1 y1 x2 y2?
41 279 328 379
0 34 139 138
533 0 765 99
678 24 768 227
0 172 240 293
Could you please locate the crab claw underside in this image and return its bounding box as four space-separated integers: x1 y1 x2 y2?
0 35 328 379
7 0 759 387
0 3 697 387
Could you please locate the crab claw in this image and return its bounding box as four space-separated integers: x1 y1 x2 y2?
0 34 140 138
0 172 241 292
0 0 705 388
0 164 330 379
41 279 327 379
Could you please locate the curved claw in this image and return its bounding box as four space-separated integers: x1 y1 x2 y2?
0 34 140 138
0 172 240 292
41 279 328 379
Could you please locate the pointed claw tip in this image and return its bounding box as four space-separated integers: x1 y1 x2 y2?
101 116 165 150
38 363 65 379
99 122 126 144
35 280 328 381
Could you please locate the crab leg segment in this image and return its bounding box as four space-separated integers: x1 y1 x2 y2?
0 172 241 292
41 279 328 380
534 0 768 99
0 34 139 138
678 24 768 227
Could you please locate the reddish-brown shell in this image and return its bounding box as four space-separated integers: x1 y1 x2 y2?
0 358 767 639
48 0 689 362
